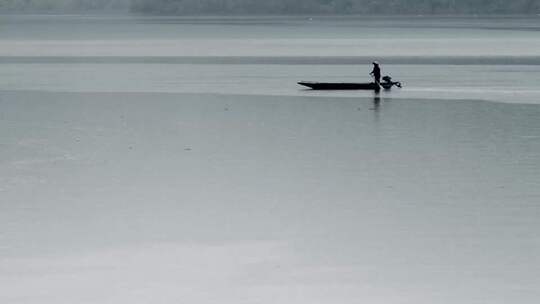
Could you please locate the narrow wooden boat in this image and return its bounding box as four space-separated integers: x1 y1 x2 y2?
298 76 402 91
297 82 380 90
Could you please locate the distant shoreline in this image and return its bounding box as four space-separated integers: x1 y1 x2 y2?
2 56 540 66
1 12 540 17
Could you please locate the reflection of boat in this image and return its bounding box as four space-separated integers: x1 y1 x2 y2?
298 76 402 91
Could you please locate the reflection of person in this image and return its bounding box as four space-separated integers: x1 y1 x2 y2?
370 61 381 84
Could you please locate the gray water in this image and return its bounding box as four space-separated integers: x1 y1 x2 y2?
1 15 540 304
1 15 540 103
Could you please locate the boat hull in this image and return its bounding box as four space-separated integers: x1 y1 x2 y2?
298 82 380 90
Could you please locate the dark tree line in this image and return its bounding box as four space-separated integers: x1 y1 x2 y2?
130 0 540 14
0 0 130 11
1 0 539 14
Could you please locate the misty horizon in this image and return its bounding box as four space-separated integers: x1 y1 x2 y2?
1 0 540 15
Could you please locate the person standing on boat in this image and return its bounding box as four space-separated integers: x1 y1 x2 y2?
370 61 381 84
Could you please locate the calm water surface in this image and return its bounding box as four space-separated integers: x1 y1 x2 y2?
1 15 539 304
1 15 540 102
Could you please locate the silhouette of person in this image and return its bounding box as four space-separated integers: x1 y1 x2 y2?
370 61 381 84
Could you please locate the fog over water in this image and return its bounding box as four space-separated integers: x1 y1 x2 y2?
1 14 540 304
2 15 540 103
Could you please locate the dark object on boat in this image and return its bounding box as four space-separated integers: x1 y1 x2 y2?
380 76 402 89
298 75 402 91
